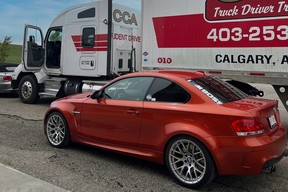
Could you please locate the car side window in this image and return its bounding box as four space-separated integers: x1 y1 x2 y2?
146 78 190 103
103 77 154 101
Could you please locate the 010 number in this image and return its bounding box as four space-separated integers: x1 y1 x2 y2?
158 57 172 64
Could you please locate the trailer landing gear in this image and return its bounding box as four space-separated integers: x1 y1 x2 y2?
273 85 288 112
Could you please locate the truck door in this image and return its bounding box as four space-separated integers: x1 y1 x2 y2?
45 27 62 69
22 25 44 71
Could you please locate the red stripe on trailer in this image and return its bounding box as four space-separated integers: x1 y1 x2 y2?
250 73 265 76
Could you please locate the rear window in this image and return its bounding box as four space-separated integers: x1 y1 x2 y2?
189 76 247 104
0 65 17 72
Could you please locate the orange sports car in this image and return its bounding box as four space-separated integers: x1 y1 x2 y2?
44 70 287 189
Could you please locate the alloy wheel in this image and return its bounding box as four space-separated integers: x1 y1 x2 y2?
46 114 66 146
168 139 206 184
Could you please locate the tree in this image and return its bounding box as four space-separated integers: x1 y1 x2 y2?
0 36 12 63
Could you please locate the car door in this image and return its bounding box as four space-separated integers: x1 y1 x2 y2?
80 76 154 147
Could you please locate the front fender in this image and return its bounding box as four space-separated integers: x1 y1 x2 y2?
44 102 81 141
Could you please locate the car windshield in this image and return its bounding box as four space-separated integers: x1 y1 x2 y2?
188 76 247 104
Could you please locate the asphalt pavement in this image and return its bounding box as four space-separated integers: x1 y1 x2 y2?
0 97 68 192
0 163 68 192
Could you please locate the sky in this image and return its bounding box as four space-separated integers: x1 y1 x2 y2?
0 0 141 45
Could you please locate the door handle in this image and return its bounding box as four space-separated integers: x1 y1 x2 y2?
126 109 140 115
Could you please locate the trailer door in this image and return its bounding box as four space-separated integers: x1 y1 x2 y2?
22 25 44 71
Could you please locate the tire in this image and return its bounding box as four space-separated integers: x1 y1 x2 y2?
19 75 39 104
45 112 71 148
165 136 216 189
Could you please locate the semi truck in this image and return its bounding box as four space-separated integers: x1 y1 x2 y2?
12 0 141 104
12 0 288 112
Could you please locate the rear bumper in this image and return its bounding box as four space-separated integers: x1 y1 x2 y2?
263 148 287 169
208 125 287 176
0 82 16 93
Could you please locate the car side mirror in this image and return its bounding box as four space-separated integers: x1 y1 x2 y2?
91 90 102 99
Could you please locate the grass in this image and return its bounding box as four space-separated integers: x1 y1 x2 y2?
1 44 22 65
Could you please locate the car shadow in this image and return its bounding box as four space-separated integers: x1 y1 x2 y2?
64 143 285 191
37 97 57 105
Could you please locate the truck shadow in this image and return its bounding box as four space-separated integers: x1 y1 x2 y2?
0 93 56 105
0 93 18 98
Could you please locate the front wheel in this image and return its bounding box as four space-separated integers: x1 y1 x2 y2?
19 75 39 104
165 136 216 189
45 112 71 148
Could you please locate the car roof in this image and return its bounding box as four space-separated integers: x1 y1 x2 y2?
124 70 207 80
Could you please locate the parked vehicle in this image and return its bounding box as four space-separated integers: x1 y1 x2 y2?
13 0 288 112
0 64 17 94
12 0 141 104
44 70 287 189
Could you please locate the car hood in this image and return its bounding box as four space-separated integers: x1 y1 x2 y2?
55 92 93 103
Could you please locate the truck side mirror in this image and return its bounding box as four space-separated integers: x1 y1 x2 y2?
29 35 35 43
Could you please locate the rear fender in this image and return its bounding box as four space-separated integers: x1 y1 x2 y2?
162 122 223 173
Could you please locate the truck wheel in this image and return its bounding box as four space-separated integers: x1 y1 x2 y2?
19 75 39 104
165 136 216 189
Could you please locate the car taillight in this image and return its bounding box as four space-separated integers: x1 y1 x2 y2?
231 119 265 136
3 76 12 81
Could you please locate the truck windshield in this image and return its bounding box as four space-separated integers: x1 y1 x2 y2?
188 76 248 104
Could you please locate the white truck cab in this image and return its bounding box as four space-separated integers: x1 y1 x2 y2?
13 0 141 103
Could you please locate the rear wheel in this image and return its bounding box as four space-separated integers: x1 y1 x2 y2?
165 136 216 189
19 75 39 104
45 112 71 148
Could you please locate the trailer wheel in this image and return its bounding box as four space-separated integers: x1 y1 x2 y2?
19 75 39 104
